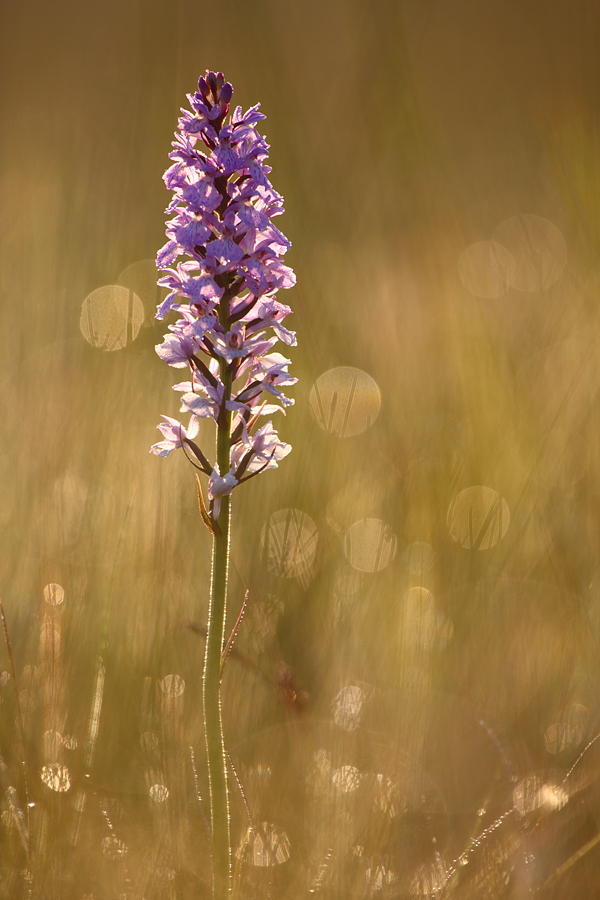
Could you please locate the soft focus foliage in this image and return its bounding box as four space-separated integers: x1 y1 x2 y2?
2 0 600 897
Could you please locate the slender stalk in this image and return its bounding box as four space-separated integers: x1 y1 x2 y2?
204 301 233 898
205 495 231 897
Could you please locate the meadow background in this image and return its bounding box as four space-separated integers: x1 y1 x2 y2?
2 0 600 896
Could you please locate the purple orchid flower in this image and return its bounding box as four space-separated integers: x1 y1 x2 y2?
152 71 296 522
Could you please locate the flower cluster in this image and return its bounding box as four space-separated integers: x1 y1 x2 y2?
151 71 296 519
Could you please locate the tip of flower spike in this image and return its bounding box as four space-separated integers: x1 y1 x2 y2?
197 71 233 128
206 71 223 99
199 71 231 105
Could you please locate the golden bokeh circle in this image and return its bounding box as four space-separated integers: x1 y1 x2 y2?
447 486 509 550
309 367 380 437
80 285 144 350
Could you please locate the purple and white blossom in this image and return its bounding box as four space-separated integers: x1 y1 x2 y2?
152 71 296 520
151 415 200 457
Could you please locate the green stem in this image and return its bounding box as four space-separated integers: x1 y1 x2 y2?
204 296 233 899
204 493 231 898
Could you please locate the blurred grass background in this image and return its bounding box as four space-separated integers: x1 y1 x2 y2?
2 0 600 896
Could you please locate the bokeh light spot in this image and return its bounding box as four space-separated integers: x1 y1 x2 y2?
160 674 185 697
149 784 169 803
332 685 366 731
366 862 397 891
154 864 176 881
333 765 361 793
344 518 397 572
492 214 567 292
544 722 575 755
101 836 127 858
309 367 381 437
447 487 509 550
237 822 291 866
43 583 65 606
372 774 400 817
513 776 567 815
80 285 144 351
261 509 318 579
41 764 70 792
458 240 516 298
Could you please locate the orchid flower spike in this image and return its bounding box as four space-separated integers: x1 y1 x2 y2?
151 70 296 519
